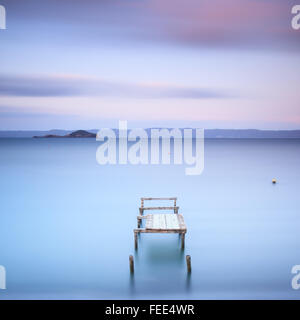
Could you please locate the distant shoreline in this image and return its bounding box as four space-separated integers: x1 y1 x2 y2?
1 129 300 139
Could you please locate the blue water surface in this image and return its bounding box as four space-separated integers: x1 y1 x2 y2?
0 138 299 299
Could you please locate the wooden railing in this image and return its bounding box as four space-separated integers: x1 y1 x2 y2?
139 197 178 215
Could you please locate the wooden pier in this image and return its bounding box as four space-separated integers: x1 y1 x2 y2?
134 197 187 250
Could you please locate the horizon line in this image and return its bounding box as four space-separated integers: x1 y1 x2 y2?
1 128 300 132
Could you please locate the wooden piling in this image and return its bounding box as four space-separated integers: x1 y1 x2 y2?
186 255 191 273
129 255 134 273
134 231 138 250
139 207 144 216
181 233 185 249
137 218 141 228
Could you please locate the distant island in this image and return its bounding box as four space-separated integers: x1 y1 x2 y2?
31 129 300 139
33 130 96 138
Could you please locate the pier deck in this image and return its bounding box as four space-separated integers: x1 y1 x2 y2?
134 197 187 249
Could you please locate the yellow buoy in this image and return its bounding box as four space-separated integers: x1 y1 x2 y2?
272 178 277 184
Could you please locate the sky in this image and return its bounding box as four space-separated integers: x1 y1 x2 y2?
0 0 299 130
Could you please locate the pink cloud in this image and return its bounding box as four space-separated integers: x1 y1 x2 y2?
143 0 296 48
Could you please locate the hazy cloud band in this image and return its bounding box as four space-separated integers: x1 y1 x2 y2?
0 74 231 99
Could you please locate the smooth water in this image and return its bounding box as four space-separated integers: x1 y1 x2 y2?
0 138 299 299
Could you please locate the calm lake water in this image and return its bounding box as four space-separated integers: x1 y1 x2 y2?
0 138 300 299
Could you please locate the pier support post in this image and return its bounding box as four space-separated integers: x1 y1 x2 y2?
134 231 138 250
186 255 191 273
137 217 141 228
129 255 134 273
181 233 185 249
140 198 144 216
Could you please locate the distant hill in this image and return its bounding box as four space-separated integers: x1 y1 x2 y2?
0 129 300 139
204 129 300 139
33 130 96 138
0 129 73 138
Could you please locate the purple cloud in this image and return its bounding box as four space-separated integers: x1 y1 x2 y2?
3 0 298 50
0 74 232 99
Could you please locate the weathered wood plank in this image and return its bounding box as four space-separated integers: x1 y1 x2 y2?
165 214 180 229
141 197 177 200
146 214 166 230
145 214 153 229
145 214 186 231
134 228 185 234
155 214 166 229
140 206 179 211
178 214 187 230
137 215 148 220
